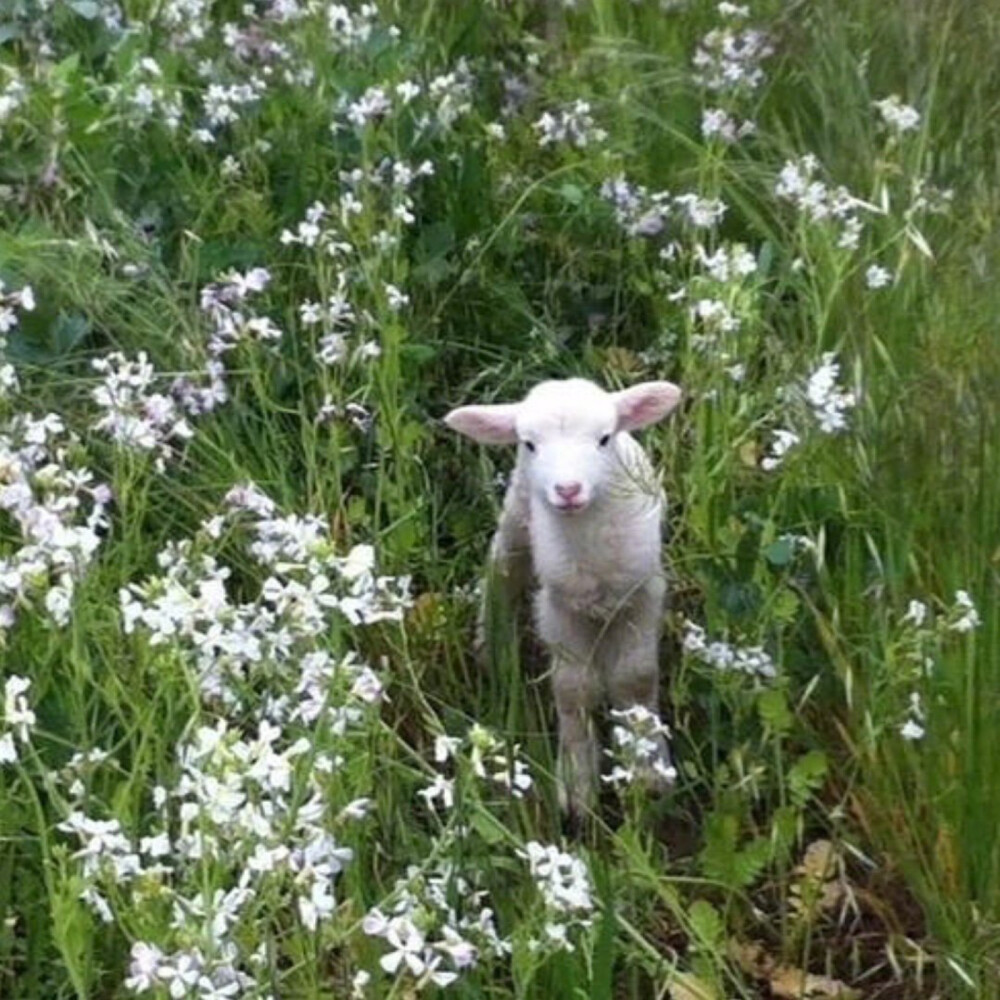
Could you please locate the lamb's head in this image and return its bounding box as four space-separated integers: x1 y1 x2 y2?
444 378 682 514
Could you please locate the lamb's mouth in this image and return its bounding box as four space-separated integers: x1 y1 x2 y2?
553 499 588 514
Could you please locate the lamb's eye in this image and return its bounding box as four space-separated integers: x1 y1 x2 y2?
523 440 536 453
598 434 611 447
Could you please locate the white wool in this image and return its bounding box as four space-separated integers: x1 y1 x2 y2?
445 377 682 818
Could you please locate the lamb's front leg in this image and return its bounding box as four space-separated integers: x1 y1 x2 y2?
603 578 675 793
536 590 600 822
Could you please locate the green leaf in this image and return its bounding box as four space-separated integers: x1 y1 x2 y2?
6 310 92 364
758 688 793 735
787 750 829 807
764 537 794 567
399 342 438 365
468 808 506 845
416 221 454 257
733 838 770 888
688 900 724 952
718 580 761 619
771 588 801 624
558 182 584 206
67 0 101 18
700 813 769 890
51 312 91 355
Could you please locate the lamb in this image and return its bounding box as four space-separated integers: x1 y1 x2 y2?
444 377 682 820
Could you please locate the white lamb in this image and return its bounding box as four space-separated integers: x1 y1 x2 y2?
444 377 682 820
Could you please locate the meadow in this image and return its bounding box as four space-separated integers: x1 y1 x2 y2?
1 0 999 997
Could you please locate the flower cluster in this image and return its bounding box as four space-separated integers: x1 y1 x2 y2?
534 100 607 149
603 705 677 791
692 10 774 94
899 691 925 741
874 96 921 134
0 75 28 128
947 589 980 633
91 352 195 469
805 353 856 434
700 106 756 144
0 279 34 396
519 842 595 952
327 3 386 50
775 154 868 250
54 486 411 995
363 855 509 992
695 243 758 283
418 725 534 813
198 266 279 359
109 278 265 431
110 57 183 131
334 62 474 136
120 485 409 706
61 710 370 991
761 428 801 471
0 412 110 635
865 264 893 289
0 675 35 765
600 175 727 238
682 620 777 680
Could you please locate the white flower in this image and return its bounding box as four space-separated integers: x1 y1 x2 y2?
865 264 892 289
384 284 409 312
693 24 774 93
681 620 776 679
534 100 606 148
436 925 478 968
351 970 371 998
874 96 921 133
418 773 455 811
346 86 391 127
903 599 928 627
805 353 856 434
434 735 461 763
950 589 981 632
158 952 202 998
900 718 925 741
380 917 426 976
396 80 421 104
761 428 800 471
4 675 35 740
339 797 372 821
125 942 165 992
362 907 390 937
521 842 593 914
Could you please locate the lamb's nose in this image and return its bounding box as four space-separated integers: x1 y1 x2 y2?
555 482 582 501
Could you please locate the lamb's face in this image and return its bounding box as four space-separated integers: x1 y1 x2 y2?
514 381 619 514
444 376 683 516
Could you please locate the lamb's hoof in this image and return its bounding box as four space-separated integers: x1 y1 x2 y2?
557 781 594 840
561 808 586 842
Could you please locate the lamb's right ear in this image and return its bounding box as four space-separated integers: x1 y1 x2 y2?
443 403 520 445
612 381 682 432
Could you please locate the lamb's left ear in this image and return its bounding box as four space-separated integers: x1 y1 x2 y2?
612 381 682 431
443 403 521 445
